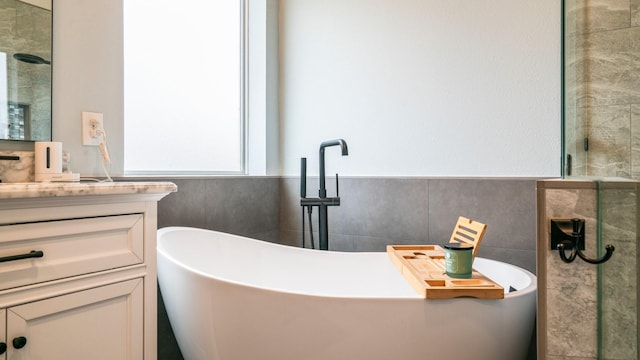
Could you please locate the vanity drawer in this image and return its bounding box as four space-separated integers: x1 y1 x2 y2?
0 214 144 291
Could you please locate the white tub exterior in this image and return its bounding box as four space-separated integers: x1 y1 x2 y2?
157 227 536 360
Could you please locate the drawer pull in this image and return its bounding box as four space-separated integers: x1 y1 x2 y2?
0 250 44 263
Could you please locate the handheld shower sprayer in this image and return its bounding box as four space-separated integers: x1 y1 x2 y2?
88 118 112 182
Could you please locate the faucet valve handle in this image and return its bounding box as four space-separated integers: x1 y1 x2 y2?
336 173 339 197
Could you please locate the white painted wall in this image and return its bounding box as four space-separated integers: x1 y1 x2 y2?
52 0 124 177
47 0 560 177
279 0 561 177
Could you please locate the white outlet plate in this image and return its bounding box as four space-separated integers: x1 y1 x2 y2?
81 111 103 146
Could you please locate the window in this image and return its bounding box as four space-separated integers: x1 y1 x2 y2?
124 0 244 174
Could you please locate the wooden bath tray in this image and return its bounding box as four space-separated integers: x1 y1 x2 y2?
387 245 504 299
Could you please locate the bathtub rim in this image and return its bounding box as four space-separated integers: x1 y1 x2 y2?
157 226 536 300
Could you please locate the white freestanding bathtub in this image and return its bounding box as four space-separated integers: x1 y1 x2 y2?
157 227 536 360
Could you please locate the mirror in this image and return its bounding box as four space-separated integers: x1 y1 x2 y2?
563 0 640 180
0 0 52 141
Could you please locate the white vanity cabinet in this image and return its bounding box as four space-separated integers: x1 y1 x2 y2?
0 182 176 360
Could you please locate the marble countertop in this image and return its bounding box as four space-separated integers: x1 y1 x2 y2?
0 181 177 199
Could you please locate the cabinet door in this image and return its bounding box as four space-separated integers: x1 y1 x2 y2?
6 279 143 360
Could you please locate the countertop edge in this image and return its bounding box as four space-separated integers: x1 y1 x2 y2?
0 181 178 199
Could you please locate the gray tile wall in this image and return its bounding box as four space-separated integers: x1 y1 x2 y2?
156 177 281 242
281 177 538 273
159 178 539 274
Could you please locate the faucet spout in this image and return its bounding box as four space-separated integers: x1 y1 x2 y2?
319 139 348 198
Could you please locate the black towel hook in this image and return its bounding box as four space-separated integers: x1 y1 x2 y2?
557 240 577 263
553 218 615 265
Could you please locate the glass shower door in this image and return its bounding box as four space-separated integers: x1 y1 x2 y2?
563 0 640 179
563 1 640 359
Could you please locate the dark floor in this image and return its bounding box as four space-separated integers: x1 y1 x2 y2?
158 286 184 360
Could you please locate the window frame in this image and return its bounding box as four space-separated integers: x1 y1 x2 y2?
123 0 248 176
